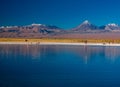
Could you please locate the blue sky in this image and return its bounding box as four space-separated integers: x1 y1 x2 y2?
0 0 120 29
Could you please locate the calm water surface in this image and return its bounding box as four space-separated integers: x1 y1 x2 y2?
0 45 120 87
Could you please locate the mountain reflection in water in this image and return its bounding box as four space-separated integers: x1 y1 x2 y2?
0 45 120 87
0 45 120 63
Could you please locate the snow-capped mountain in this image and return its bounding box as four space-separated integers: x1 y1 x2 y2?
1 21 120 38
72 20 120 32
72 20 98 31
0 23 63 37
105 23 120 31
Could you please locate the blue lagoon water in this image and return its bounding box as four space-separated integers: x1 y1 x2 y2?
0 45 120 87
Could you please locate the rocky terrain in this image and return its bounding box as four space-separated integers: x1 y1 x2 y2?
1 20 120 39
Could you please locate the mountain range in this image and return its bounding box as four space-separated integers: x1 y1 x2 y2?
0 20 120 38
72 20 120 32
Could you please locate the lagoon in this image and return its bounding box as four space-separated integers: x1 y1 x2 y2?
0 45 120 87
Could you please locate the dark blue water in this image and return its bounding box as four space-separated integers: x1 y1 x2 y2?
0 45 120 87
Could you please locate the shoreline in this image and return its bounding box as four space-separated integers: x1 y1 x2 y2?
0 42 120 46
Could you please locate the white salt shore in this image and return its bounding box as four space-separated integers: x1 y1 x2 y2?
0 42 120 46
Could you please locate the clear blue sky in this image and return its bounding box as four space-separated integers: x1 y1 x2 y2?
1 0 120 29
